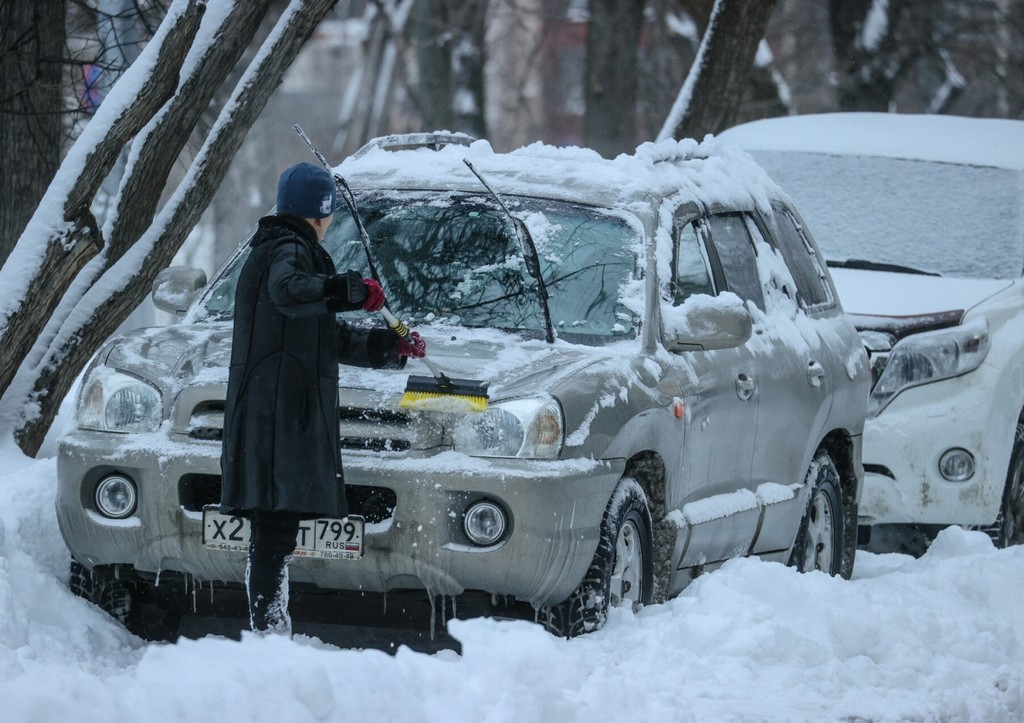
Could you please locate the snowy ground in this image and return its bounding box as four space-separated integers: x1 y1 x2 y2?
1 433 1023 722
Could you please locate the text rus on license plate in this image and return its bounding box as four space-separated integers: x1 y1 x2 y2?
202 506 364 560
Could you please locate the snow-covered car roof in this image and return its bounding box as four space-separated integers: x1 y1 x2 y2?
336 135 784 217
718 112 1024 171
717 113 1024 281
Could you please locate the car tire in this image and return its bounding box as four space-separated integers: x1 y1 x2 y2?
996 421 1024 548
789 452 847 577
69 559 132 625
68 560 181 641
544 478 653 638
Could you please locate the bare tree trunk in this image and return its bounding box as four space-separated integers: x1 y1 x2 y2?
458 0 489 138
660 0 775 141
15 0 339 455
640 0 710 142
745 40 792 120
0 1 206 407
104 0 276 267
829 0 901 111
0 0 67 268
412 0 455 130
335 1 417 156
583 0 643 157
336 6 388 156
411 0 488 137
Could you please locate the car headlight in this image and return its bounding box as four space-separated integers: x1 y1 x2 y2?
868 318 989 417
77 367 163 433
453 397 563 458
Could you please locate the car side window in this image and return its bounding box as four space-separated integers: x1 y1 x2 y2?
672 221 715 305
701 214 765 310
770 205 834 309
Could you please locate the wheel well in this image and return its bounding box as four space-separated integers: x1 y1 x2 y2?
622 452 673 603
819 430 858 503
818 429 859 578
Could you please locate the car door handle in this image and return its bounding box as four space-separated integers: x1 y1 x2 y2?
807 360 826 388
736 373 756 401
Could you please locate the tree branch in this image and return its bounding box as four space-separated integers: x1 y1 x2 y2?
0 0 204 404
15 0 338 455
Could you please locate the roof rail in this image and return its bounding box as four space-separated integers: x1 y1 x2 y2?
352 132 477 159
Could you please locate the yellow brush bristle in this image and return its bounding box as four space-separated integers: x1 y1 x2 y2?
399 390 488 413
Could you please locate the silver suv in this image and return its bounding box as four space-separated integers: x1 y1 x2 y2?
57 133 868 639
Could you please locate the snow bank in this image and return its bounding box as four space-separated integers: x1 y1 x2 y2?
1 440 1023 721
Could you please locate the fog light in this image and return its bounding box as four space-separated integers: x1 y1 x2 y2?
95 475 137 519
939 448 975 482
463 500 507 546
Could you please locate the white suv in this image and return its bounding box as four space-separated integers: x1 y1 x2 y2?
721 113 1024 548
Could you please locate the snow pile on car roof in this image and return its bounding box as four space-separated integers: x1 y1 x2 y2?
338 135 783 217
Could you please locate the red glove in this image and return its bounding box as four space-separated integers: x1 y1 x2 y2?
396 331 427 358
361 278 385 312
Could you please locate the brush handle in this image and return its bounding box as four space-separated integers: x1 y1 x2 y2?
379 306 408 337
379 306 447 380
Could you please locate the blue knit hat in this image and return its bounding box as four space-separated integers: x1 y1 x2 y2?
276 162 337 219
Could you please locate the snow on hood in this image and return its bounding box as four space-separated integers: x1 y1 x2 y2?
829 267 1013 317
103 322 625 406
102 324 234 391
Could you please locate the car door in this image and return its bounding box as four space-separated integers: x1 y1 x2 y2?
741 206 840 554
664 213 763 579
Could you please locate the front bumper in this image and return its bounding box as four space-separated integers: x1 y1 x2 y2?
57 430 622 606
858 372 1014 527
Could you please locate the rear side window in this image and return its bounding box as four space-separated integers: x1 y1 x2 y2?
771 205 834 309
702 214 765 310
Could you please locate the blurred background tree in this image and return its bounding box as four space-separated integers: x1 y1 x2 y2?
5 0 1022 280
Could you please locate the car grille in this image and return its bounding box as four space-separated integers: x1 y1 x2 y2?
179 473 397 524
338 406 413 451
186 402 415 452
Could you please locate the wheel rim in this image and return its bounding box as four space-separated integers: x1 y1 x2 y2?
804 488 836 572
609 518 643 608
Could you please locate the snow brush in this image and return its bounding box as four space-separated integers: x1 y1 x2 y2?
293 125 489 413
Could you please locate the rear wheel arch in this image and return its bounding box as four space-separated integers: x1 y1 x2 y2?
819 430 860 572
790 450 851 577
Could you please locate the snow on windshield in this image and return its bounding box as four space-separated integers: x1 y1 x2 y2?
749 150 1024 280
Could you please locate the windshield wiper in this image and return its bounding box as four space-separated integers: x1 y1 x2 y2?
463 159 556 344
827 258 941 276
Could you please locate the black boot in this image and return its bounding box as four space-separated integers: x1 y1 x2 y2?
246 509 301 635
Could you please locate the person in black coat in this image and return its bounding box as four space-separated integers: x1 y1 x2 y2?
220 161 426 634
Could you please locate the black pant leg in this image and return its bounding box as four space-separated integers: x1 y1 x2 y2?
246 509 301 634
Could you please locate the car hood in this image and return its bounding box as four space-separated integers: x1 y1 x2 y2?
103 322 611 405
829 267 1014 317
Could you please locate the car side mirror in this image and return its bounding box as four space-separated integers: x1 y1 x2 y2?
152 266 207 317
663 293 753 351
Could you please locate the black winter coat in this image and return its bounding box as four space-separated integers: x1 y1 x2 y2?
220 214 402 517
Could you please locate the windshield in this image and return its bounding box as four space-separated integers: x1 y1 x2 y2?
203 191 638 343
750 150 1024 280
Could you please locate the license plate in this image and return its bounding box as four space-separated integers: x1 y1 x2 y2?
202 507 364 560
